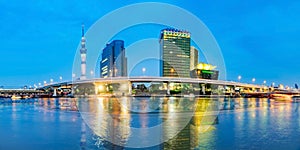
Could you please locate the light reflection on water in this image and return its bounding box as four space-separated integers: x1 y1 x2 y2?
0 97 300 150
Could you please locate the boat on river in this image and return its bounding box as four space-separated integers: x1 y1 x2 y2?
270 93 293 102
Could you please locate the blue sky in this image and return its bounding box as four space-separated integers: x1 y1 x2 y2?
0 0 300 87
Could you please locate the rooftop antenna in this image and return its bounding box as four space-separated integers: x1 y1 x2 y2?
81 23 85 37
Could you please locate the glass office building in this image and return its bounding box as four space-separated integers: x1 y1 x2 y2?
100 40 127 78
159 28 191 78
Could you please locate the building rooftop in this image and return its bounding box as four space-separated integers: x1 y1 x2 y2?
195 62 216 70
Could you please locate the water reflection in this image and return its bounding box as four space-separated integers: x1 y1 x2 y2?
77 97 220 149
36 98 78 111
1 97 300 149
76 97 300 150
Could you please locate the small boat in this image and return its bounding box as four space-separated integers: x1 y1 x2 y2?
270 94 293 102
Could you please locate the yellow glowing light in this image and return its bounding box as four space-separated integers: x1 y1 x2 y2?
196 63 216 70
170 68 174 73
98 85 105 91
176 54 189 58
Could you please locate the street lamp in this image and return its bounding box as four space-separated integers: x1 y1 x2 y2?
50 78 53 83
59 76 63 82
38 83 41 87
90 70 94 78
252 78 256 83
238 75 242 82
43 81 47 85
263 80 266 84
272 82 275 87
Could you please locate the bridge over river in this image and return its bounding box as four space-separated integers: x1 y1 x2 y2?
0 88 48 98
2 77 298 98
38 77 276 97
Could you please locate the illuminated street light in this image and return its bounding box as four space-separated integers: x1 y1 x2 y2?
263 80 266 84
90 70 94 78
59 76 63 82
272 82 275 87
252 78 256 83
50 78 53 83
238 75 242 82
44 81 47 85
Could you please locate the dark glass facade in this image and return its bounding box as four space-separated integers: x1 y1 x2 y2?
100 40 127 78
160 29 191 78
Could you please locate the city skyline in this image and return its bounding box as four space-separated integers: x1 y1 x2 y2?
1 0 300 87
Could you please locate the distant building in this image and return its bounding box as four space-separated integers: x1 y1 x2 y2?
190 63 219 80
190 46 199 70
100 40 127 78
80 24 87 80
159 28 191 78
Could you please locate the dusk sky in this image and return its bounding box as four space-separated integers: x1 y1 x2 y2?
1 0 300 87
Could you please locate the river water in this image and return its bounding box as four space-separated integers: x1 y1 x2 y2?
0 97 299 150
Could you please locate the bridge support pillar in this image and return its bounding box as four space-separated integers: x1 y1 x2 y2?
231 86 236 96
223 85 226 96
201 84 206 95
53 87 58 97
71 87 75 95
167 82 170 95
128 81 132 96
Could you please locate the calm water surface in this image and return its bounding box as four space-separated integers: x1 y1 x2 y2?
0 97 300 150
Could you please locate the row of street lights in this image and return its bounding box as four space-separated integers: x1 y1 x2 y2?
31 76 65 89
237 75 276 87
34 71 281 89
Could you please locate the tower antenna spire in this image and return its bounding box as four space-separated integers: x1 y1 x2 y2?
80 23 87 80
81 23 85 37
